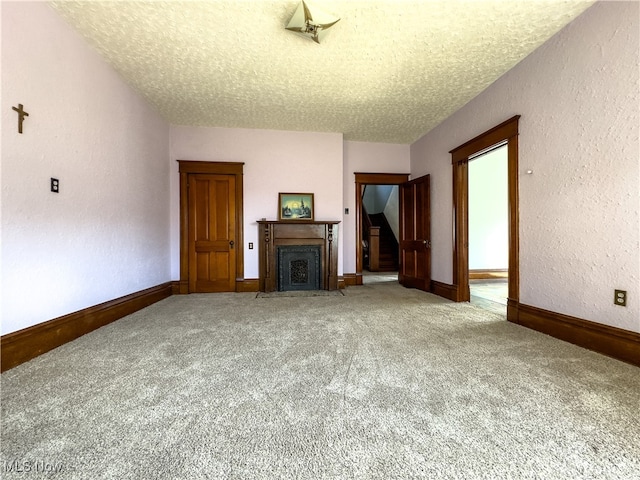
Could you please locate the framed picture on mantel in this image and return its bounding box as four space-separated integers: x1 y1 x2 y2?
278 193 314 221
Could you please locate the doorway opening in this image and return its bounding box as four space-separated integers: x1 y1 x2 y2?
450 115 520 321
362 184 400 273
468 143 509 315
354 173 409 286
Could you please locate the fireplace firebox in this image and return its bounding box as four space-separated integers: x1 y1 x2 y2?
277 245 321 291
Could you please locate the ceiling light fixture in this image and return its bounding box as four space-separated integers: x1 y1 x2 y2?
285 1 340 44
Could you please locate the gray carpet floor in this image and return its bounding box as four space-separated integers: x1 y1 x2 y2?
2 283 639 479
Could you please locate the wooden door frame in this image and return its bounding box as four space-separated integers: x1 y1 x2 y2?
354 172 409 285
177 160 244 294
450 116 520 320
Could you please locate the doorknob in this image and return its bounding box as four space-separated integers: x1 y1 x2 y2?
229 240 234 248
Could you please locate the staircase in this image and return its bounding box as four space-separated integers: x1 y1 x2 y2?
367 213 398 271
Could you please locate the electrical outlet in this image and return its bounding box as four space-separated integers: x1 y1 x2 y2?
614 290 627 307
248 242 254 250
50 178 59 193
345 208 349 214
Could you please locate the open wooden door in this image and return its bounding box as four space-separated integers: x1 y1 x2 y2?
188 174 237 292
399 174 431 291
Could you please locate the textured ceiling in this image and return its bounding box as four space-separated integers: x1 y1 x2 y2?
49 0 594 144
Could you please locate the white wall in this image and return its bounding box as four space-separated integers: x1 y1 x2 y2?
169 127 344 279
410 1 639 332
343 141 410 273
1 2 171 335
383 186 400 243
469 146 508 270
362 185 392 214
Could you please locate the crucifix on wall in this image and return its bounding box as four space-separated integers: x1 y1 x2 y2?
12 103 29 134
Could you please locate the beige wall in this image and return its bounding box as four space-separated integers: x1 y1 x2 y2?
170 126 344 279
410 1 639 332
1 2 171 335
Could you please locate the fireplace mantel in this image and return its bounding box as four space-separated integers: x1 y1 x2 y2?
257 220 340 292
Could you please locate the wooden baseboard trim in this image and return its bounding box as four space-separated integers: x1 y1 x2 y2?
175 280 189 294
469 269 508 280
431 280 459 302
507 298 519 323
1 282 173 372
236 278 259 292
510 302 640 367
342 273 358 287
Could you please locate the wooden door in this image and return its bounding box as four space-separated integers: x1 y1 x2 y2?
399 174 431 291
188 174 236 292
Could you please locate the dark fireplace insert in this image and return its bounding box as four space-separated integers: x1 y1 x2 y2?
277 245 321 291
